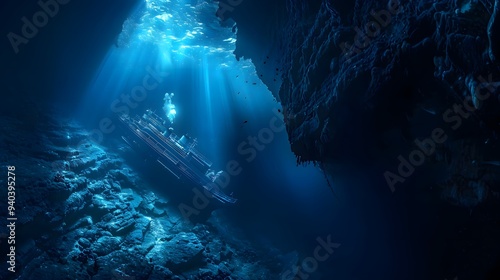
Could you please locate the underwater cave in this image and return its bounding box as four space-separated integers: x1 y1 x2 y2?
1 0 500 279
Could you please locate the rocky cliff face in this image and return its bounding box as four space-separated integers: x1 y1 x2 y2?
222 0 500 204
221 0 500 278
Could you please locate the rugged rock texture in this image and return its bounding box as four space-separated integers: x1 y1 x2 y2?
219 0 500 278
222 0 500 195
0 114 293 280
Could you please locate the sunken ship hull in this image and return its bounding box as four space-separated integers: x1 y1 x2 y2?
118 110 236 204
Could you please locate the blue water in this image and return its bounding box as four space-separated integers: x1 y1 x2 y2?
0 0 429 278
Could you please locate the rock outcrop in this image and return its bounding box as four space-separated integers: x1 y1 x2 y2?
0 114 294 280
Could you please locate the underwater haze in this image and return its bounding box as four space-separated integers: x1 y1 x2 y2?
2 0 500 279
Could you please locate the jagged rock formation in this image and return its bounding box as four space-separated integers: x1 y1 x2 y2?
222 0 500 204
219 0 500 278
0 114 293 280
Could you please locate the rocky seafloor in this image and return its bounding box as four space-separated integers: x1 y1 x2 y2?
0 114 297 280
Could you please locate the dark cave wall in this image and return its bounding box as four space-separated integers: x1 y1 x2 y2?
218 0 500 279
280 0 500 165
215 0 290 97
219 0 500 173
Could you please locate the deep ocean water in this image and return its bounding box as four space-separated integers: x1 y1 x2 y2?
1 0 500 279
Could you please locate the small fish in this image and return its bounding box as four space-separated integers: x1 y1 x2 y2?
278 109 281 113
252 82 256 85
236 75 239 78
243 120 248 124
